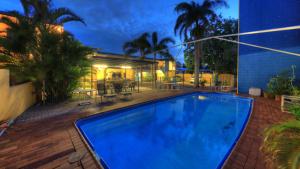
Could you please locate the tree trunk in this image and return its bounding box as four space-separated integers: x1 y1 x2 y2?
194 41 201 88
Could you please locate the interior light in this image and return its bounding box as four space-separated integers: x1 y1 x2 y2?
121 66 132 69
93 64 108 69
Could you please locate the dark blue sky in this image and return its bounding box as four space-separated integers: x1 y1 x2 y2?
0 0 238 62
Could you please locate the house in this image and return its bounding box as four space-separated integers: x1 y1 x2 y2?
238 0 300 93
79 52 176 89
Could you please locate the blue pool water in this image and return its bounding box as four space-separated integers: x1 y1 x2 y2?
76 92 253 169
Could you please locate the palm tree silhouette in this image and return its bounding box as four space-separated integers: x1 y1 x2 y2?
149 32 175 86
123 33 151 59
20 0 85 26
174 0 227 87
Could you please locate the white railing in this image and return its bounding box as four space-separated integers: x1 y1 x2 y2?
281 95 300 112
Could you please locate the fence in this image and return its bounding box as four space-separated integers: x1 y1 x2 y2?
0 69 36 122
281 95 300 113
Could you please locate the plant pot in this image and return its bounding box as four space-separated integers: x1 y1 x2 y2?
275 95 282 102
263 92 269 98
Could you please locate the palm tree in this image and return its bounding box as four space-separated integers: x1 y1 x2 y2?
174 0 227 87
149 32 175 86
123 33 151 59
0 11 36 60
20 0 85 27
262 120 300 169
0 0 87 103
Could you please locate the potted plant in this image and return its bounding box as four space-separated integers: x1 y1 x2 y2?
263 90 274 99
267 69 295 102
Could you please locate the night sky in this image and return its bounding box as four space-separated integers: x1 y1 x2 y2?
0 0 238 62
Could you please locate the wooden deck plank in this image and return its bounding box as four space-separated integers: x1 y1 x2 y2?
0 90 292 169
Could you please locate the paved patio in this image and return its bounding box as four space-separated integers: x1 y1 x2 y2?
0 90 293 169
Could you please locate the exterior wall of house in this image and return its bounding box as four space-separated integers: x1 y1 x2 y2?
0 69 36 122
238 0 300 93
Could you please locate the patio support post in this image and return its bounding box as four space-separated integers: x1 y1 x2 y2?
124 68 127 80
140 66 143 86
183 71 185 87
137 67 140 93
104 68 107 94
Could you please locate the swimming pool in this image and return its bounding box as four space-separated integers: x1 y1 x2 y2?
76 92 253 169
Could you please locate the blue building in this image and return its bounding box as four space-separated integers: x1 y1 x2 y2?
238 0 300 93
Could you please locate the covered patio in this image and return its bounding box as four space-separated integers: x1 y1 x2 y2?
80 53 160 92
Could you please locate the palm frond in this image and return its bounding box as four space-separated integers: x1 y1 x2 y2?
262 120 300 169
175 2 192 13
50 8 85 25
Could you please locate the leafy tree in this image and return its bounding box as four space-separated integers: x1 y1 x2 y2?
183 17 238 74
183 43 195 73
174 0 228 87
123 33 151 59
202 17 238 74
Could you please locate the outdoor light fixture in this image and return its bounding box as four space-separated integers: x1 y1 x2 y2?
121 66 132 69
93 64 108 69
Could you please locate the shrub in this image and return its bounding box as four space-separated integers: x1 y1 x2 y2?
288 104 300 120
293 87 300 96
267 70 295 96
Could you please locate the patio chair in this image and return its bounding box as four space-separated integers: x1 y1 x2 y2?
118 81 133 100
128 81 136 91
97 83 117 103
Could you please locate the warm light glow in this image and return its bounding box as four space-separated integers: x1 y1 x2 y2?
198 96 207 100
121 66 132 69
156 70 165 78
93 64 108 69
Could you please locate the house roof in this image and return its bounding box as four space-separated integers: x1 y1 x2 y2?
91 52 156 68
96 52 170 61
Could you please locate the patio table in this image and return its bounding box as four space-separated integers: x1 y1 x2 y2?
73 88 97 106
163 83 177 90
103 94 117 102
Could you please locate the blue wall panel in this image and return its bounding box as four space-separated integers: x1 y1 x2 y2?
238 0 300 93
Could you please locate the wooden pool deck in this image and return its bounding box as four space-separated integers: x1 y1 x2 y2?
0 90 292 169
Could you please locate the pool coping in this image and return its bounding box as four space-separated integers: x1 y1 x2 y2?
74 91 253 169
219 96 254 169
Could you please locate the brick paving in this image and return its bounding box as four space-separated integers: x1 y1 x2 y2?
0 90 293 169
223 97 293 169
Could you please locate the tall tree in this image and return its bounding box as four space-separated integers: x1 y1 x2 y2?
123 33 151 59
174 0 227 87
149 32 175 85
202 17 238 74
0 11 36 60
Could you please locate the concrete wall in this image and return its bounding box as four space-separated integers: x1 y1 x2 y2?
238 0 300 93
0 69 36 122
